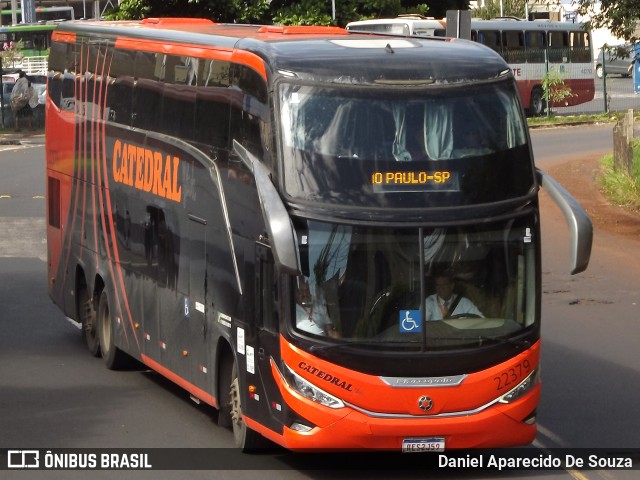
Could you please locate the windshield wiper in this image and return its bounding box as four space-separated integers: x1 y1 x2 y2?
428 335 532 348
308 334 532 353
309 339 419 353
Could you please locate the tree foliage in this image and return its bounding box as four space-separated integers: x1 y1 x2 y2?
542 68 574 107
104 0 272 23
575 0 640 43
1 39 25 68
472 0 530 20
105 0 468 26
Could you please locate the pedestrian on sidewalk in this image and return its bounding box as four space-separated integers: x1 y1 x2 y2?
10 71 34 132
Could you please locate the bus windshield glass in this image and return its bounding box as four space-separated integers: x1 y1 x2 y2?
292 215 537 350
279 80 533 209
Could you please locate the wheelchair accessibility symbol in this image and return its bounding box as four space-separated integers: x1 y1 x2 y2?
400 310 422 333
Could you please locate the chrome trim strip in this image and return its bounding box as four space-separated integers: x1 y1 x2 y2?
348 370 538 419
141 131 243 292
379 375 467 388
344 396 501 419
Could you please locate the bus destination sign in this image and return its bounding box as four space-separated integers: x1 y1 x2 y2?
371 170 459 193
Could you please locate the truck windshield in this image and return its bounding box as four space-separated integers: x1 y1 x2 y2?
292 215 538 350
279 80 534 209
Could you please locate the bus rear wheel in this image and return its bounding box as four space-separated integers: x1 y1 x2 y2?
229 361 268 451
97 289 130 370
529 87 545 117
79 287 100 357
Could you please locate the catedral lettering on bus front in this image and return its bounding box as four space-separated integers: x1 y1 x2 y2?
45 18 592 451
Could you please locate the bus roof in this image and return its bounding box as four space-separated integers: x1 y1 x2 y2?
55 18 512 85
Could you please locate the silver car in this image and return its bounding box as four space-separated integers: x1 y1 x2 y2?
595 44 633 78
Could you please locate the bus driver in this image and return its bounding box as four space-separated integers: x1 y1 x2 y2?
425 270 483 320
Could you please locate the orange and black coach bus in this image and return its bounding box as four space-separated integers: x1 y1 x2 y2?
45 18 592 451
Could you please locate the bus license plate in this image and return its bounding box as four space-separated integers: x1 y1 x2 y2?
402 437 445 453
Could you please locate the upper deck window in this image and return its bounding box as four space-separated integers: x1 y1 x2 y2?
279 80 532 209
348 23 410 36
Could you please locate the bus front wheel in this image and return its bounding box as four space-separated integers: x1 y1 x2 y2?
229 361 268 451
97 289 130 370
529 88 545 117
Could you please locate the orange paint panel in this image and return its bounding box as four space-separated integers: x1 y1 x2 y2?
243 417 286 447
114 37 232 62
280 336 539 416
257 25 347 36
267 361 538 450
52 31 76 44
141 17 216 27
230 50 267 80
112 38 266 79
270 336 540 449
45 101 76 176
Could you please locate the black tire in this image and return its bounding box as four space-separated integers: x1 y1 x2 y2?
79 287 100 357
216 354 233 428
97 289 130 370
229 361 269 451
595 65 604 79
528 88 545 117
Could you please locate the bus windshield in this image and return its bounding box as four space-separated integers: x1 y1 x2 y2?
292 216 537 350
279 80 533 209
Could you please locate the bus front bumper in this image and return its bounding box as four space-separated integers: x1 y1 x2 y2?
246 377 539 451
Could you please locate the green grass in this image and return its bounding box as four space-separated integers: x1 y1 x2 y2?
527 112 624 127
598 140 640 212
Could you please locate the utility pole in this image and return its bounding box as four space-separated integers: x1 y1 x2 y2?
22 0 37 24
10 0 18 25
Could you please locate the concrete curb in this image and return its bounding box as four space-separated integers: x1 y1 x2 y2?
0 132 45 146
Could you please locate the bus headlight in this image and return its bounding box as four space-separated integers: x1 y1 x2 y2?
498 369 539 404
282 363 345 409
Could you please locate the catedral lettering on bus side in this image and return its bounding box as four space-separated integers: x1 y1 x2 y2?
112 140 182 203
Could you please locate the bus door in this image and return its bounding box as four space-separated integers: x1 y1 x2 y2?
187 214 210 392
246 240 284 431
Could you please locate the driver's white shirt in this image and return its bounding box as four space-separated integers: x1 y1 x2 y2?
296 304 325 335
424 294 483 321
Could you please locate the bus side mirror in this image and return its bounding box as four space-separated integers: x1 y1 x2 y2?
536 168 593 275
233 140 301 275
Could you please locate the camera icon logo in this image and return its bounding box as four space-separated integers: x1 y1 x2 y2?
7 450 40 468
